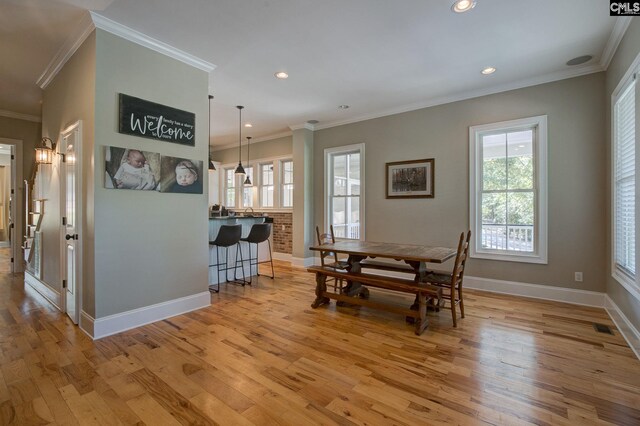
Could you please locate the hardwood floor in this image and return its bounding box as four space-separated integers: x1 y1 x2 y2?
1 261 639 425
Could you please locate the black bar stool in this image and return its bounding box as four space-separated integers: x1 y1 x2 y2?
239 223 275 284
209 224 245 293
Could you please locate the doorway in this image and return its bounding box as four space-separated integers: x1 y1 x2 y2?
0 138 22 274
59 121 82 324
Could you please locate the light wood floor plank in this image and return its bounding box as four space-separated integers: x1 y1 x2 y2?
0 260 637 424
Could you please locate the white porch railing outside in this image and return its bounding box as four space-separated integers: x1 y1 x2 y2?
481 224 534 252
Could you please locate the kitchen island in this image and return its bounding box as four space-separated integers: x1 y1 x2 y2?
209 216 272 286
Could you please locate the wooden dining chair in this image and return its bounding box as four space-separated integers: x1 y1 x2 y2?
315 225 349 291
425 230 471 327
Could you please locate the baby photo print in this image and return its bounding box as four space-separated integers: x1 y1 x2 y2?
104 146 160 191
159 156 204 194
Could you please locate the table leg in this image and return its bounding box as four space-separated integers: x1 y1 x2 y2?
311 273 330 308
415 293 429 335
337 255 369 306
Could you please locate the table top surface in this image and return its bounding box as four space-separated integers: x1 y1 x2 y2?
309 240 456 264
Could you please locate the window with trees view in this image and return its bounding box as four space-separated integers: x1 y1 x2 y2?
325 144 364 240
470 116 547 263
281 160 293 207
612 68 637 297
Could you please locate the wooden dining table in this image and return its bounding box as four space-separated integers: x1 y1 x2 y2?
308 240 457 334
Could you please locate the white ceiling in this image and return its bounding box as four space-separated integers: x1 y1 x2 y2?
0 1 624 146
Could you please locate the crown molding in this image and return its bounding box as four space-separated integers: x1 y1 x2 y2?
90 12 216 73
313 63 604 131
0 109 41 123
37 12 95 89
37 11 216 90
289 122 316 131
601 16 633 70
212 130 292 151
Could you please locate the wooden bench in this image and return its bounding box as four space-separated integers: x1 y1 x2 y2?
307 265 442 335
359 259 416 274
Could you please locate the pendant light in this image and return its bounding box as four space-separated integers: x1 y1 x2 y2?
244 136 252 186
208 95 216 170
234 105 246 175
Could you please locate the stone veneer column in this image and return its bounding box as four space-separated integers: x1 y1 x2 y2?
291 127 314 264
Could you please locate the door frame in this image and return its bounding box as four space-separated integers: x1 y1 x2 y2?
0 138 23 273
58 121 83 323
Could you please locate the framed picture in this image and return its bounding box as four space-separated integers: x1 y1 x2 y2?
385 158 434 199
159 156 204 194
104 146 161 191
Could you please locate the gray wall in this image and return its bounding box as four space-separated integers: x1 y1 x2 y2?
314 72 606 292
0 116 39 180
93 30 209 318
212 135 292 165
606 18 640 331
41 31 96 313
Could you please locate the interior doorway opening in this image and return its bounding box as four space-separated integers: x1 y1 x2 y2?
0 138 23 274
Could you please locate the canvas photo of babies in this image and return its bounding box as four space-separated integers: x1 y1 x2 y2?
104 146 160 191
159 156 204 194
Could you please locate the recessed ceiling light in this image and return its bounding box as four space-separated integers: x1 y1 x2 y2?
274 71 289 79
481 67 496 75
338 105 350 109
452 0 476 13
566 55 593 66
244 123 252 128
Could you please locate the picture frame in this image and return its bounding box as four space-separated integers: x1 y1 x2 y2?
385 158 434 199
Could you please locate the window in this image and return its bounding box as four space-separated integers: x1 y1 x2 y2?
612 70 637 295
242 166 253 208
325 144 365 240
281 160 293 208
260 163 274 208
224 168 236 207
469 116 547 263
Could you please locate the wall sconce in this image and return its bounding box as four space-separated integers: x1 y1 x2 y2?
35 137 65 164
35 137 56 164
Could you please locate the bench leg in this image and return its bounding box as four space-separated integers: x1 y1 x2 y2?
415 293 429 335
311 273 330 308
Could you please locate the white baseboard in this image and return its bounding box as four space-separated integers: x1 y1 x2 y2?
272 252 292 262
85 291 211 340
464 276 606 308
291 256 315 267
604 295 640 360
24 271 61 310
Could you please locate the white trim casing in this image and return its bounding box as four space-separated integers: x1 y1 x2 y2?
25 271 62 310
604 295 640 361
291 257 315 268
272 252 292 262
90 12 216 73
464 276 604 307
469 115 548 264
81 291 211 340
37 11 216 91
324 143 366 241
0 110 41 123
610 52 640 302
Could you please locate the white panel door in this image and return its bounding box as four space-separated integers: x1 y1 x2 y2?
61 123 81 324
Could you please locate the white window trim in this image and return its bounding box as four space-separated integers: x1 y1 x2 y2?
219 154 293 211
258 161 275 209
222 167 237 208
469 115 548 264
280 159 294 208
611 52 640 302
324 143 365 241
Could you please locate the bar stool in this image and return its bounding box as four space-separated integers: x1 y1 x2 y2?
208 224 245 293
239 223 275 284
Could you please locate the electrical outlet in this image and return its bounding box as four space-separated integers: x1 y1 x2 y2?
574 272 583 282
281 225 285 231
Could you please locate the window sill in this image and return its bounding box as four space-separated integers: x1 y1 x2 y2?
612 271 640 302
471 250 547 264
